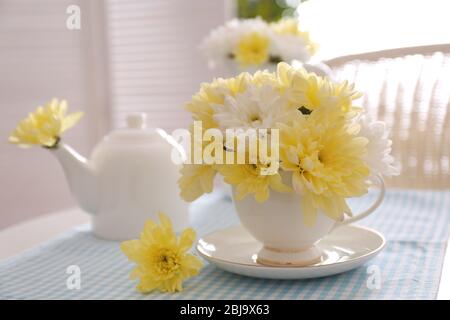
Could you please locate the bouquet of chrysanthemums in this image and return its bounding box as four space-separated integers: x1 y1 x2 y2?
201 17 319 76
178 63 398 225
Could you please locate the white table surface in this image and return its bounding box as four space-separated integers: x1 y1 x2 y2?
0 208 449 300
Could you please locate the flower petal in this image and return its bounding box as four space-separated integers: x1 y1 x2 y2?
178 228 196 252
61 112 84 132
158 212 173 231
120 240 144 263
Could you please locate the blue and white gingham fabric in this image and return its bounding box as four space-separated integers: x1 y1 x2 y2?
0 189 449 300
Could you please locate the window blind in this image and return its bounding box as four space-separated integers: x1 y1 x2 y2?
105 0 227 131
0 0 100 227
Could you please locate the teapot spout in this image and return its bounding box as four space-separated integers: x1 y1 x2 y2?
51 143 97 214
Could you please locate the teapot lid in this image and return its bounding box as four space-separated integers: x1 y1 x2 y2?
91 113 185 163
126 113 148 129
102 113 162 144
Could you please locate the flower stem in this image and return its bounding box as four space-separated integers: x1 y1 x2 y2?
43 136 61 150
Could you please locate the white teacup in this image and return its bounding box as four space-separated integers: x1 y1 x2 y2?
233 175 385 267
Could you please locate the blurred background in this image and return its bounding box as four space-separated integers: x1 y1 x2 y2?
1 0 450 229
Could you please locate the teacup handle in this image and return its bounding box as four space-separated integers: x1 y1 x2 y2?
335 175 385 227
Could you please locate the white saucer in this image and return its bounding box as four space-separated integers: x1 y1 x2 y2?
197 224 386 280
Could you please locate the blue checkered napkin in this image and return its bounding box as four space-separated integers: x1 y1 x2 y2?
0 189 449 299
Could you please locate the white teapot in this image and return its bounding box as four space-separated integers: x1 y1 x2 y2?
52 113 189 240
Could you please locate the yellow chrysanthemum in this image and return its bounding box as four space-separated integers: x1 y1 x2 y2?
279 116 370 225
178 164 217 202
271 18 318 55
121 212 203 293
217 146 292 202
251 70 279 88
9 98 83 148
178 123 226 202
186 73 250 130
276 62 362 121
234 32 270 67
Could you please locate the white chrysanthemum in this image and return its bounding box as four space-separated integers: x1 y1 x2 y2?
200 22 237 70
234 17 272 35
212 84 295 130
271 34 311 64
201 18 274 72
358 115 400 177
201 18 270 63
201 18 318 76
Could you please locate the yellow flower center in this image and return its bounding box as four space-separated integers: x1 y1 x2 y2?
244 163 260 176
155 248 180 275
234 32 269 67
244 160 274 177
249 114 262 125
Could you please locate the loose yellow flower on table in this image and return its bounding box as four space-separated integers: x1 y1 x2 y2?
9 98 83 148
234 32 270 67
121 213 203 293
